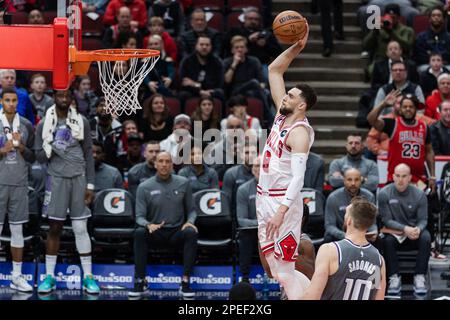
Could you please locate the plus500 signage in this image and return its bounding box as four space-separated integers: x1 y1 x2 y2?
0 262 35 287
36 264 233 290
235 265 280 291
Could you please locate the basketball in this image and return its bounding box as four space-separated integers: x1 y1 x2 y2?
272 11 308 45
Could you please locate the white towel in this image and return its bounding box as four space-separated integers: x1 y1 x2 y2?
0 110 20 141
42 105 84 158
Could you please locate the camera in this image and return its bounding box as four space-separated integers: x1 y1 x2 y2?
381 14 393 29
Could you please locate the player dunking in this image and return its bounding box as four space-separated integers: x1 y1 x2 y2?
256 25 316 300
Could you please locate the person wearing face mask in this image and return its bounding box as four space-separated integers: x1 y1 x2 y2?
328 134 379 193
324 168 377 244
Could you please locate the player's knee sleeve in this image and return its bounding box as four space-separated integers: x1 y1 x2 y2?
72 219 91 254
10 224 24 248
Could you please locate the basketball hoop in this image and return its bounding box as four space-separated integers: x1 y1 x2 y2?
71 48 160 116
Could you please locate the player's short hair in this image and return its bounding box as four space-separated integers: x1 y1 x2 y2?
0 87 17 98
349 196 377 231
295 84 317 111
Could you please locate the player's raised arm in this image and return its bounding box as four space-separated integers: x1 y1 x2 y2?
268 24 309 115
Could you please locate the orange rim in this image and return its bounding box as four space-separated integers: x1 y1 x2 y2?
71 47 160 62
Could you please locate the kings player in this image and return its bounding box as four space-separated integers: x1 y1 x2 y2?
257 24 316 300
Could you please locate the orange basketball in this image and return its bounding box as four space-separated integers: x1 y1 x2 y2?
272 11 308 45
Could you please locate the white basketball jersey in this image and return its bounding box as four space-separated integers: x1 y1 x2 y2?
259 114 314 192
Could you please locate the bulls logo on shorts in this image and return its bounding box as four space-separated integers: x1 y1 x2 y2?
276 232 298 262
262 150 271 173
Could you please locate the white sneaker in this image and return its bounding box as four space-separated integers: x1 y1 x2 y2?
413 274 427 295
10 275 33 292
387 274 401 295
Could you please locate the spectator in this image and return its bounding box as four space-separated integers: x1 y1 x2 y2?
221 95 262 138
366 92 437 159
368 92 436 189
371 40 418 91
373 61 425 116
92 140 123 192
103 0 147 30
222 144 258 216
115 31 139 49
179 35 224 103
159 114 192 166
28 73 54 122
357 0 419 32
362 4 415 63
178 8 221 60
425 73 450 120
229 282 256 300
430 100 450 155
139 93 174 142
143 34 175 98
305 152 325 192
224 7 282 76
413 5 450 72
235 155 260 283
103 6 143 49
378 163 431 296
328 134 379 193
205 115 244 180
120 119 139 154
143 16 177 61
129 151 197 298
178 145 219 194
73 76 99 119
128 140 160 198
317 0 343 57
190 96 220 138
223 36 272 125
81 0 109 14
419 53 450 97
148 0 184 38
325 168 377 243
27 9 44 24
89 98 123 167
0 69 34 125
117 133 144 176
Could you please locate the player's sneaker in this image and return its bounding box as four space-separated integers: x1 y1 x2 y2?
387 274 401 295
38 275 56 294
10 275 33 292
179 281 195 298
128 278 148 298
83 275 100 294
413 274 427 295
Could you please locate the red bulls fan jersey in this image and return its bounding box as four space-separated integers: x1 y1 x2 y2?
388 118 427 182
259 114 315 192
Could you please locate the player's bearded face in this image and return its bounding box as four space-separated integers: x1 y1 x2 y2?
279 102 294 116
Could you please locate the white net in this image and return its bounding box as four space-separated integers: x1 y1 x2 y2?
97 53 159 116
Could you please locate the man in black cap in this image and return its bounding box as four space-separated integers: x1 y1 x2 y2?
362 3 414 66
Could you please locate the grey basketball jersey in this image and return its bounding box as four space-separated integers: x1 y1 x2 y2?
321 238 382 300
